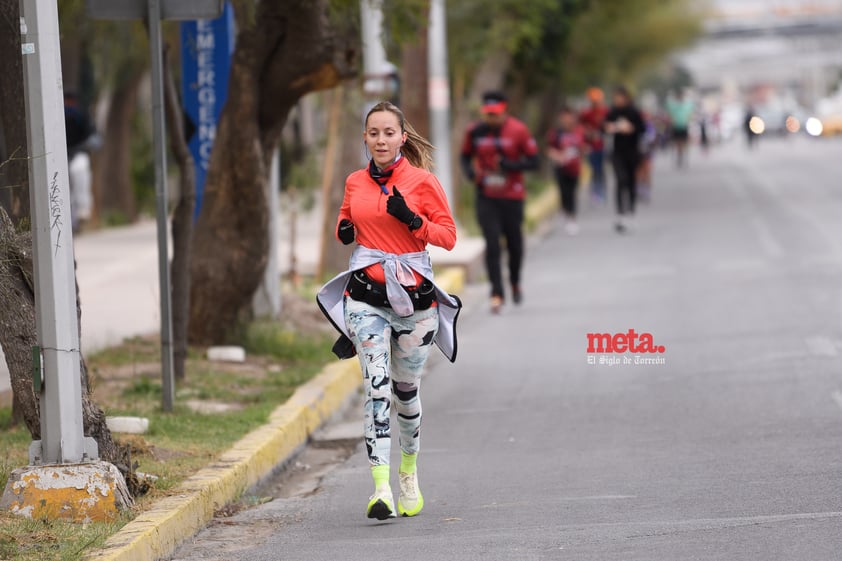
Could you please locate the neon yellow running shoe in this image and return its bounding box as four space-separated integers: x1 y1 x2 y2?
397 471 424 517
367 486 396 520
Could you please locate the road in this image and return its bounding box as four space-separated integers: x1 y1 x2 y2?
174 134 842 561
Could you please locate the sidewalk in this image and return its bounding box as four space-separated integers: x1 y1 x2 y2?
0 194 488 401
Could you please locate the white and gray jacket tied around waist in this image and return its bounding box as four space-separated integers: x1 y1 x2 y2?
317 246 462 362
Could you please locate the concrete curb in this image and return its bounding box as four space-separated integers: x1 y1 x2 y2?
433 265 465 295
525 185 560 231
84 267 467 561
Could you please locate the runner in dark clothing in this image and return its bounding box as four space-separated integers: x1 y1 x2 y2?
546 106 585 235
579 87 609 203
604 87 646 233
460 91 539 313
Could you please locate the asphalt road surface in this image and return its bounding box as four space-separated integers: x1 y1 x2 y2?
171 135 842 561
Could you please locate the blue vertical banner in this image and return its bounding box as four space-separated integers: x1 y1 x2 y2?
180 1 235 218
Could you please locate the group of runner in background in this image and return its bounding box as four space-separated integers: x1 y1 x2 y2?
545 85 712 236
461 86 714 314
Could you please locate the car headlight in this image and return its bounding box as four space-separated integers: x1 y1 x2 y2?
805 117 823 137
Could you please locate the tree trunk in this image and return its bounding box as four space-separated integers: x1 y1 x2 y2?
1 0 31 426
0 208 122 465
0 0 30 222
96 72 144 223
163 47 195 381
60 32 82 96
537 86 565 141
317 86 355 280
189 0 356 344
0 211 40 436
75 262 121 463
399 29 429 139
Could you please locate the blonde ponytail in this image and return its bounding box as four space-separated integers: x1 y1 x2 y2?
365 101 435 171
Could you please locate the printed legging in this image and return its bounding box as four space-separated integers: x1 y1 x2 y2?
344 297 439 466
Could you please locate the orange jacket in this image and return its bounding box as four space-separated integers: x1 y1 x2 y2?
337 157 456 285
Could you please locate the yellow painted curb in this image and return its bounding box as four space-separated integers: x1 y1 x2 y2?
435 266 465 296
84 268 464 561
525 185 560 230
84 359 361 561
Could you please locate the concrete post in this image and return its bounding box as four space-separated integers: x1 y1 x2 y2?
360 0 389 89
20 0 97 465
428 0 454 203
253 150 281 318
87 0 224 414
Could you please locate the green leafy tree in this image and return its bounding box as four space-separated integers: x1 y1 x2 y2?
563 0 705 93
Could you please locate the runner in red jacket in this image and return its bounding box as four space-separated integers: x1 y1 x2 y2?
460 91 539 313
579 87 609 203
547 106 586 235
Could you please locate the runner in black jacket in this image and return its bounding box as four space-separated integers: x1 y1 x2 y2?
604 87 646 233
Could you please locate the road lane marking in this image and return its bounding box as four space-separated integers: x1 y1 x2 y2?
481 495 637 509
748 214 785 259
801 254 842 268
621 511 842 539
556 271 590 281
722 166 785 259
557 495 637 502
831 391 842 411
733 350 809 366
743 162 842 256
713 259 768 272
805 336 838 357
618 265 677 280
447 407 511 415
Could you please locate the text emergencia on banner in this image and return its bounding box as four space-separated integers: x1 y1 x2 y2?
180 1 235 217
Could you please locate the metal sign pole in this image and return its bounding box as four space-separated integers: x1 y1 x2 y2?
86 0 223 413
147 0 176 412
20 0 97 464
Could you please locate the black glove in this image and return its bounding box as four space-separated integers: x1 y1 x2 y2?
386 186 417 225
499 158 523 172
337 218 355 245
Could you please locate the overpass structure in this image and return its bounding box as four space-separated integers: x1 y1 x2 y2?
677 0 842 100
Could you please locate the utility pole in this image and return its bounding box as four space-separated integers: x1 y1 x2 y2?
428 0 454 203
360 0 389 97
253 149 281 318
360 0 398 116
20 0 97 466
0 0 132 523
